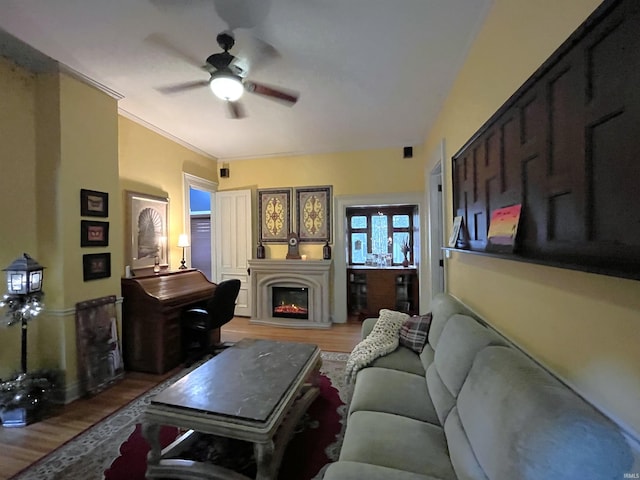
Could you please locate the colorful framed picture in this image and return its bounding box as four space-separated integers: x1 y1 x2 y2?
81 220 109 247
258 188 292 243
126 191 170 270
295 185 333 243
486 204 522 252
82 253 111 281
80 189 109 217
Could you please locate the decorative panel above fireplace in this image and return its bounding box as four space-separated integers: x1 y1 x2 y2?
451 0 640 281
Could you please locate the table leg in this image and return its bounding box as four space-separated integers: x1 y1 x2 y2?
254 440 275 480
142 422 162 466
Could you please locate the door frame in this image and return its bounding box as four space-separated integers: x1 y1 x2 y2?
427 139 446 304
182 173 218 278
333 192 426 323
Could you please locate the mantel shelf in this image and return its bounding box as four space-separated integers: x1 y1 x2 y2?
442 248 640 282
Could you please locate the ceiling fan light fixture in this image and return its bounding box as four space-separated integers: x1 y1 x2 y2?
209 72 244 102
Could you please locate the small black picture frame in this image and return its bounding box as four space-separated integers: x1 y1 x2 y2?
81 189 109 217
82 253 111 281
81 220 109 247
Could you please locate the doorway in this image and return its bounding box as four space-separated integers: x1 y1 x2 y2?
427 140 446 302
428 162 445 298
333 192 426 324
182 173 217 280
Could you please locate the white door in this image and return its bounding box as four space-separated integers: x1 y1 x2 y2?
214 189 252 316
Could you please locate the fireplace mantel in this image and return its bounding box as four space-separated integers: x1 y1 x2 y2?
248 259 332 329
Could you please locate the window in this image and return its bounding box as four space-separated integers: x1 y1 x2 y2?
347 206 416 266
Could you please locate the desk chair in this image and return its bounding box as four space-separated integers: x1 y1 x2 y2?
181 278 241 365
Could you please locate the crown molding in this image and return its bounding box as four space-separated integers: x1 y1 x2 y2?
118 108 217 160
58 64 124 100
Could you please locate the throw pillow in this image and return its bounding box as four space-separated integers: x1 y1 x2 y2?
399 313 433 353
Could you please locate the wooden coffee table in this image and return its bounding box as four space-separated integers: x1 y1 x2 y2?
142 338 321 480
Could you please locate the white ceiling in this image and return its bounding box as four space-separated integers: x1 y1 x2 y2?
0 0 491 161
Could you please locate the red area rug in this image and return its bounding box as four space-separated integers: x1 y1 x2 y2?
104 374 344 480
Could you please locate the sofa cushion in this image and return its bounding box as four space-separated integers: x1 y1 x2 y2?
399 313 432 353
457 346 634 480
323 461 441 480
368 344 426 376
419 343 435 372
348 367 439 424
444 406 489 480
425 364 455 425
428 293 474 348
339 411 457 479
426 314 504 423
433 314 504 397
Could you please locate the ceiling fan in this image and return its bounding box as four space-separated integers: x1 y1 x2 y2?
156 31 299 119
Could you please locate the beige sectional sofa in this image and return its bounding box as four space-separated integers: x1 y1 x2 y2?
322 293 636 480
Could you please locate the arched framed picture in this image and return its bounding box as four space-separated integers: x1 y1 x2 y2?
125 191 170 272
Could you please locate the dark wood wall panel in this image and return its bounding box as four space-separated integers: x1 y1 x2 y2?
451 0 640 280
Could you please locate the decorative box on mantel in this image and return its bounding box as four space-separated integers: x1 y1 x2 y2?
248 259 332 329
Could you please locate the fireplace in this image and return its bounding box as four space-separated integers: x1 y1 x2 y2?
248 259 332 328
272 286 309 320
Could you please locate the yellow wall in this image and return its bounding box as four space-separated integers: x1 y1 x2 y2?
0 57 39 375
118 116 217 272
0 58 215 388
0 59 122 385
217 146 425 258
37 72 121 382
424 0 640 441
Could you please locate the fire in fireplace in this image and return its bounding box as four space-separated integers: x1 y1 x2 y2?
272 286 309 320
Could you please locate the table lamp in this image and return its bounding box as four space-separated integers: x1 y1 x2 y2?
178 234 190 270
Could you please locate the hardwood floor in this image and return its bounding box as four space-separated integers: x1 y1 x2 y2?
0 317 362 479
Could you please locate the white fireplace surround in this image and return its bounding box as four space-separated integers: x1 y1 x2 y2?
248 259 332 329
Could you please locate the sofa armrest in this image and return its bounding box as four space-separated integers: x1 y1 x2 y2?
361 318 378 340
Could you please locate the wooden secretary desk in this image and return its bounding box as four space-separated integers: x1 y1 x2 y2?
121 269 216 374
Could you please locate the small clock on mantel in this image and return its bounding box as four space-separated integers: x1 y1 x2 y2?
286 232 301 259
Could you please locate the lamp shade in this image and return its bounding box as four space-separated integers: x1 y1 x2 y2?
3 253 44 294
178 234 190 248
209 71 244 101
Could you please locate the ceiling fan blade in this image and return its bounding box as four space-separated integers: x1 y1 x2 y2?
226 100 246 119
156 80 210 95
144 33 205 70
244 81 299 105
149 0 209 12
239 28 280 62
214 0 271 30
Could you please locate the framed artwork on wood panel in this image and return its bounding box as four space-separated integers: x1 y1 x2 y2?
258 188 292 243
295 185 333 243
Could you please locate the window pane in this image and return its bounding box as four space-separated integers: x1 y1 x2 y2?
371 215 388 255
351 215 367 229
393 232 410 263
351 233 368 264
393 214 410 228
